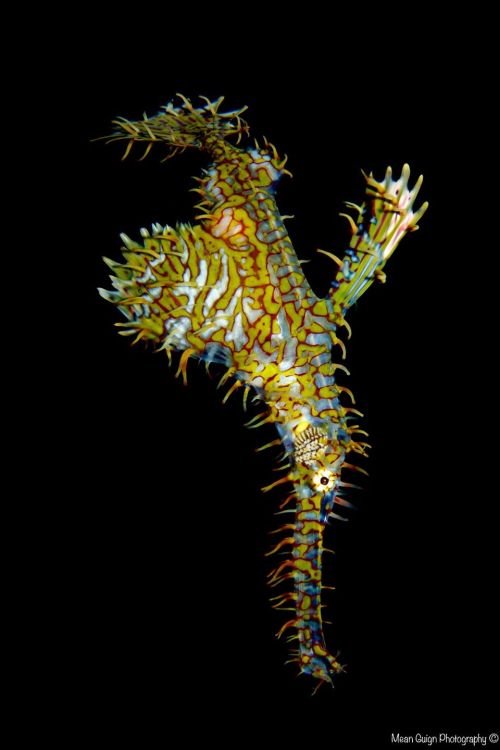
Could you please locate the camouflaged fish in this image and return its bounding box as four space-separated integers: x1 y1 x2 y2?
98 94 428 691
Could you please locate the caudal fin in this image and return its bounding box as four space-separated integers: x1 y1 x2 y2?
98 94 249 162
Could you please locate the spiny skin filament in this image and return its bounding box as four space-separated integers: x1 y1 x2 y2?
98 94 428 690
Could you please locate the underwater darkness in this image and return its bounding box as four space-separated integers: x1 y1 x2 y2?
53 33 498 747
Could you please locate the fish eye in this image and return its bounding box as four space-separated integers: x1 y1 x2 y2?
312 469 336 492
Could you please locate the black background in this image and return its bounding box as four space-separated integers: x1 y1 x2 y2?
43 16 498 747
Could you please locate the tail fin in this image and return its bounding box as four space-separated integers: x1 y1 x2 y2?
99 94 249 162
328 164 428 311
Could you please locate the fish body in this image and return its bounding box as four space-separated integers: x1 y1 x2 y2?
99 95 427 688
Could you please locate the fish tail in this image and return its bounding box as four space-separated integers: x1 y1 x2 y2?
99 94 249 162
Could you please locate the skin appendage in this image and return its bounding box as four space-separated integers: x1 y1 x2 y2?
97 94 428 691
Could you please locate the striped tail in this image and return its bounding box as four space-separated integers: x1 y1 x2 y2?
99 94 249 162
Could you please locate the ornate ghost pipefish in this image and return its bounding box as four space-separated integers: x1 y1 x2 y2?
97 94 428 690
